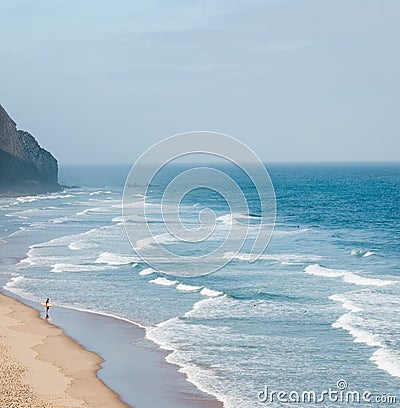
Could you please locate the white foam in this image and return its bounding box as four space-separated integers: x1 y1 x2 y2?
3 284 33 299
225 252 323 263
200 287 223 297
5 212 29 219
330 292 400 380
216 212 248 228
134 236 154 250
18 245 57 267
18 257 35 266
4 275 26 288
305 264 343 277
68 240 98 251
14 194 65 204
217 213 233 226
332 313 382 347
351 249 376 258
95 251 138 266
329 294 362 313
145 312 253 408
50 263 107 273
371 348 400 379
139 268 156 276
15 196 41 204
176 283 202 292
3 275 36 299
76 207 106 216
18 225 125 270
89 190 113 195
342 273 392 286
185 296 229 317
14 193 74 205
50 216 72 224
305 264 395 287
76 209 91 216
149 277 178 286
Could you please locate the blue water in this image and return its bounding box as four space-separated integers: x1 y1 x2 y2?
0 163 399 407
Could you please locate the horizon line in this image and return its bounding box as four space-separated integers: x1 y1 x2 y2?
59 160 400 166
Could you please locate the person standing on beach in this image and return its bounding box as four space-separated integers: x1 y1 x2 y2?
45 298 50 318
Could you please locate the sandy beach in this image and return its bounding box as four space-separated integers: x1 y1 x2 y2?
0 293 129 408
0 292 224 408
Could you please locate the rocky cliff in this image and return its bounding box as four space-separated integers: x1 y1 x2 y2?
0 104 61 194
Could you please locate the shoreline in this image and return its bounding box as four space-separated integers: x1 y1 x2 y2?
0 290 224 408
0 292 129 408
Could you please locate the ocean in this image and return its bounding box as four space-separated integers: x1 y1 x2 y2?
1 162 399 407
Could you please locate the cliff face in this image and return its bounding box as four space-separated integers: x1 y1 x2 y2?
0 104 60 194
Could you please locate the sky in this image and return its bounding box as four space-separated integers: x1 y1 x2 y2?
1 0 399 164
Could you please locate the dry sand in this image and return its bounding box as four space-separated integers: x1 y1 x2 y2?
0 293 129 408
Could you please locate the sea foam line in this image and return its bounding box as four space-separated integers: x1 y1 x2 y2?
50 263 109 273
95 251 138 266
224 252 324 263
4 275 27 288
176 283 203 292
13 193 74 205
146 275 222 297
329 293 400 379
351 249 377 258
149 277 179 286
370 348 400 380
139 268 156 276
145 297 237 408
200 287 223 297
305 264 395 287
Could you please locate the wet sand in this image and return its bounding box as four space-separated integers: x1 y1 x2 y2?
0 293 129 407
0 292 223 408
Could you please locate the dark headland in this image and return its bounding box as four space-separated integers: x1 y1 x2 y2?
0 104 61 195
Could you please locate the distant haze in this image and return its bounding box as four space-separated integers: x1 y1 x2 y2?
1 1 399 164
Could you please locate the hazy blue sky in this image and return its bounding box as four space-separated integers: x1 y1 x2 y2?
1 0 399 164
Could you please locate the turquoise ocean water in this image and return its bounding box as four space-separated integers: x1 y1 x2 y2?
0 163 399 407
